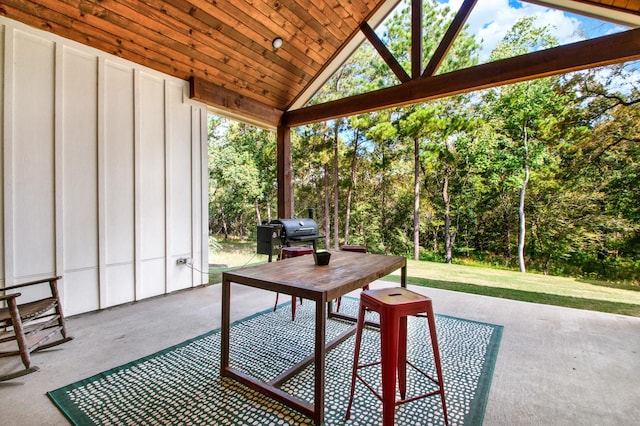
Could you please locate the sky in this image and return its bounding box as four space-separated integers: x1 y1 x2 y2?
442 0 629 60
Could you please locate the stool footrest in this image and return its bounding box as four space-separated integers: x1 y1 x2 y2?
406 360 442 387
398 389 443 406
354 360 444 406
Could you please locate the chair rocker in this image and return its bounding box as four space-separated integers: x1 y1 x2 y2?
0 276 73 381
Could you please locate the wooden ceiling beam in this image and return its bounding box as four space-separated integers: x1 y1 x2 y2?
360 22 410 83
422 0 478 77
411 0 422 78
284 27 640 127
190 77 284 129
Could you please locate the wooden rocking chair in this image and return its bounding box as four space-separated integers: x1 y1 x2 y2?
0 276 73 381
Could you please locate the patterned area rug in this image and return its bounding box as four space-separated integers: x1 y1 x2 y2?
48 298 502 425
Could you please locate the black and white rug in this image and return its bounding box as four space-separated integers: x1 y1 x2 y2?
49 298 502 425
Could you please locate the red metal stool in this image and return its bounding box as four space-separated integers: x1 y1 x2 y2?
336 245 369 312
345 287 448 426
274 246 314 320
340 245 367 253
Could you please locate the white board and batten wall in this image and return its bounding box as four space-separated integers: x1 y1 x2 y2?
0 16 209 316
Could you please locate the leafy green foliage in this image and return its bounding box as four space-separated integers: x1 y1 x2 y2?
207 7 640 285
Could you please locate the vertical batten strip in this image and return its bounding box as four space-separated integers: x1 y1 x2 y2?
164 80 171 293
191 104 199 286
2 26 14 287
54 41 64 296
97 57 107 309
199 107 208 284
133 68 142 301
189 100 195 287
0 24 5 288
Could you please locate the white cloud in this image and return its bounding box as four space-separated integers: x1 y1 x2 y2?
444 0 589 60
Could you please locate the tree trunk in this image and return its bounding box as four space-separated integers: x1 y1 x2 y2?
432 228 438 252
518 127 530 273
267 203 272 223
344 133 359 246
413 136 420 261
333 125 340 250
443 172 453 263
255 200 261 225
324 163 331 250
501 194 511 259
380 145 387 252
221 211 229 241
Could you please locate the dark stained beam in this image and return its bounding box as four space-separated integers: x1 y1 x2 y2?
423 0 478 77
412 0 422 78
277 125 293 219
285 27 640 127
189 77 283 128
360 23 410 83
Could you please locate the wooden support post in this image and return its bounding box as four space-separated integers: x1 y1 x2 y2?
277 124 293 219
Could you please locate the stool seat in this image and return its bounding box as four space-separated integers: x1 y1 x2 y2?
335 245 369 312
345 287 448 426
281 247 315 257
274 247 314 320
340 245 367 253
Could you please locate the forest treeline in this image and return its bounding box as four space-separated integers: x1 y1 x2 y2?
209 1 639 284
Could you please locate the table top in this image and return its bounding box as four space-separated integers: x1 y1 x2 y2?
223 251 406 301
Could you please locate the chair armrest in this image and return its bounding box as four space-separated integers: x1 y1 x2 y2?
1 276 62 292
0 292 21 302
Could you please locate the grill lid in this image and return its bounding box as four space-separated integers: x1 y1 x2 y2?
270 218 320 240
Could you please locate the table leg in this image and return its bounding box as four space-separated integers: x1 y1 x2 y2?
221 277 231 374
314 299 326 425
380 311 400 426
401 264 407 288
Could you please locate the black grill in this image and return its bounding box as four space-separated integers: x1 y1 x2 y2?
269 218 322 246
257 210 324 258
256 224 283 261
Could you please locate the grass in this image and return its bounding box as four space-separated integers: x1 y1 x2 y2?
383 259 640 317
208 239 269 284
208 239 640 317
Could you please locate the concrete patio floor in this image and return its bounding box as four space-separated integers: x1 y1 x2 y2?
1 281 639 425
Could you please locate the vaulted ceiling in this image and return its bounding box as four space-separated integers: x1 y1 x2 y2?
2 0 640 128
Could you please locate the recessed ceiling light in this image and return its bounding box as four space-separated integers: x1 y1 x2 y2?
272 37 283 49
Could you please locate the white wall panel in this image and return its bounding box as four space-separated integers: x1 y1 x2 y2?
64 269 100 316
169 82 192 255
0 24 5 284
0 17 208 314
62 47 98 272
139 73 166 261
104 61 135 267
11 30 56 279
141 258 165 298
168 82 194 292
106 264 135 307
195 108 209 284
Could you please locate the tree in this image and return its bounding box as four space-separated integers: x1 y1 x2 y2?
385 0 479 261
483 17 563 272
344 115 369 245
209 140 262 239
554 64 640 274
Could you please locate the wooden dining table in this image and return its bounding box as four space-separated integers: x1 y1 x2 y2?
221 250 407 425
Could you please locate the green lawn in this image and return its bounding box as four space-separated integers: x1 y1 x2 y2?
383 259 640 317
209 240 640 317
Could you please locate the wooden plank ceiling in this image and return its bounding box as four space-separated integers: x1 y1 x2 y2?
1 0 639 128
